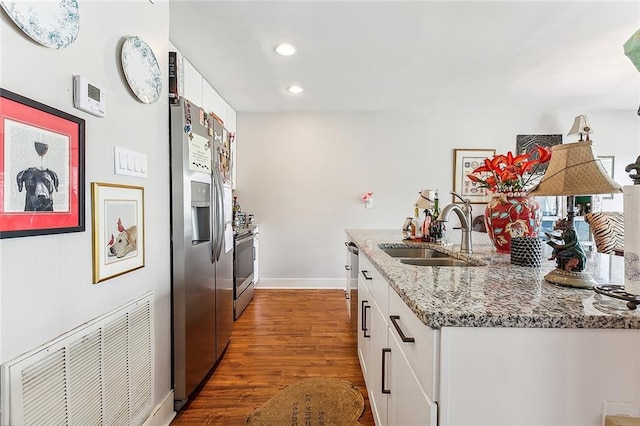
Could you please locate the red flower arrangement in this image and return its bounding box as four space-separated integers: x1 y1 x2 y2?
467 145 552 194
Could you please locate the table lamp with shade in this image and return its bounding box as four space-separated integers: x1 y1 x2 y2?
567 115 592 141
529 135 622 288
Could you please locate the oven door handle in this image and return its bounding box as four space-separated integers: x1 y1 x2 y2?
235 234 254 245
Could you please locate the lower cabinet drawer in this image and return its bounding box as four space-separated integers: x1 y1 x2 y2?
359 254 389 318
388 287 439 402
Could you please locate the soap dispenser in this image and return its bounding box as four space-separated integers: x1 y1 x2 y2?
411 207 423 239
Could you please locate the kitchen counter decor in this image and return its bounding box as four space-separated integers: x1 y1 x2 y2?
509 235 543 267
485 192 541 252
346 229 640 329
348 228 640 425
593 285 640 310
467 146 551 252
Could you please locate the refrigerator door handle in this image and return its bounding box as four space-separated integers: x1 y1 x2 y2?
210 172 218 263
213 169 225 261
219 172 226 257
218 174 225 258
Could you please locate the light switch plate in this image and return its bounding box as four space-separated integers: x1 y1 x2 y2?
114 146 147 178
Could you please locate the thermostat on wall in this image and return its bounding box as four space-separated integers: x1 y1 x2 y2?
73 75 106 117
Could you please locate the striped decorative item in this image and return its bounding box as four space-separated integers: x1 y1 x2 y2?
584 212 624 254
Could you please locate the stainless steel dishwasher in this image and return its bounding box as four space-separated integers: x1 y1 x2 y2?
345 241 359 336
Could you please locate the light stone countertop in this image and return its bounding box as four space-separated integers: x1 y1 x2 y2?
345 229 640 329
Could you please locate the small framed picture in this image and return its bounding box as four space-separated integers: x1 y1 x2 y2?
453 148 496 203
598 155 615 199
0 88 85 238
91 182 145 283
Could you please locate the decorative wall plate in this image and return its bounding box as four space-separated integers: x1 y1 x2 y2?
0 0 79 49
121 36 162 104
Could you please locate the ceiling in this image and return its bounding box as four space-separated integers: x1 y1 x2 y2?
169 1 640 113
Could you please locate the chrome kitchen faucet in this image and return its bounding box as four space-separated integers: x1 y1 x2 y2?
437 191 473 254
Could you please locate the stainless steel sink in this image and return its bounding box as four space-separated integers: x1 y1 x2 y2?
381 247 451 259
398 258 476 267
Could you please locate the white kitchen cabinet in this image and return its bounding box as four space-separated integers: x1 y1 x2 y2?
387 331 436 426
182 58 203 107
357 275 390 426
358 256 640 426
359 255 389 319
349 230 640 426
388 288 440 402
358 253 437 426
438 326 640 425
203 82 228 124
358 253 389 425
388 289 439 424
368 295 389 426
346 249 352 314
357 278 371 379
175 50 238 188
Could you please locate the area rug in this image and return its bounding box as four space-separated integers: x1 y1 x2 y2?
245 377 365 425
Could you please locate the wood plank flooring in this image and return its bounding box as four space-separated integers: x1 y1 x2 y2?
171 289 375 425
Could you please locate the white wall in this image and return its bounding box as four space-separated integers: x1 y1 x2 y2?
236 108 639 284
0 0 172 417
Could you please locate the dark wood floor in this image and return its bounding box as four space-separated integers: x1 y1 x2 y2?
171 289 375 425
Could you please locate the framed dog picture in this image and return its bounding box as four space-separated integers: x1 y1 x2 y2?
91 183 145 283
0 88 85 238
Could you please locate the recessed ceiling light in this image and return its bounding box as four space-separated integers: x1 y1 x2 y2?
275 43 296 56
287 85 304 94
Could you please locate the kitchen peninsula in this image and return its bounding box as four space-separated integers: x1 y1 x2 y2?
347 229 640 426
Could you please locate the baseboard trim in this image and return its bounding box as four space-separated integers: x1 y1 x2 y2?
143 389 176 426
255 278 343 289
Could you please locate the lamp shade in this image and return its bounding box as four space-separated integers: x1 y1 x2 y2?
624 28 640 73
415 189 435 209
529 141 622 196
567 115 592 139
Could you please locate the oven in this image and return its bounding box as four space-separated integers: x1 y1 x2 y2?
233 230 255 320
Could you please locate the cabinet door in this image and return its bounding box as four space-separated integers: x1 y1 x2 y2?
183 58 203 107
345 245 352 315
357 278 372 380
359 254 389 319
389 288 440 402
369 298 389 426
358 279 373 382
388 331 437 426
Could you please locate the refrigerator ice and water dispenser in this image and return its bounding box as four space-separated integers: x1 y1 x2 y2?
190 181 210 244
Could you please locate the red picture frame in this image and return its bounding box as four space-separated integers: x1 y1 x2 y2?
0 88 85 238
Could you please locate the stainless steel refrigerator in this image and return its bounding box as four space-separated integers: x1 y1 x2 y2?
170 97 234 411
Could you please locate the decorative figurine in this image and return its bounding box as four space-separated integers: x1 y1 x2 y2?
625 155 640 185
545 218 587 272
